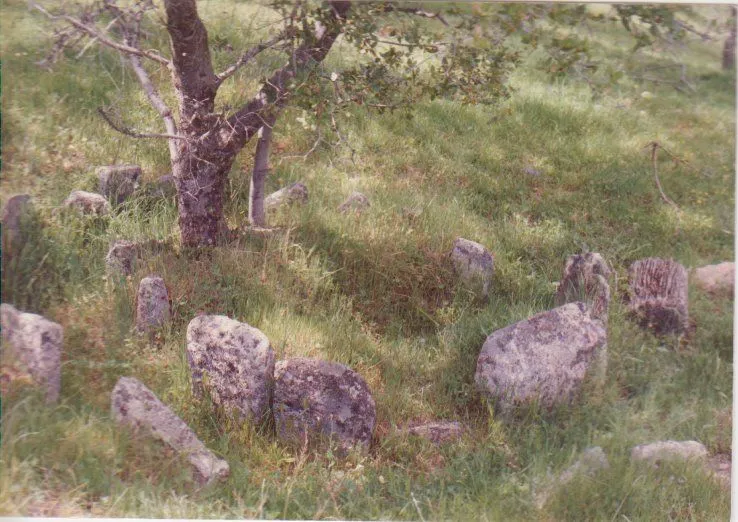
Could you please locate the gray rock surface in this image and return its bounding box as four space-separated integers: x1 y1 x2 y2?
63 190 110 216
97 165 141 205
273 357 376 453
264 182 308 210
105 240 139 276
338 192 370 214
1 304 62 403
475 302 607 412
135 276 170 333
693 262 734 295
186 315 274 422
2 194 33 248
405 421 465 444
111 376 229 484
555 252 611 320
630 440 708 465
450 238 495 298
628 258 689 335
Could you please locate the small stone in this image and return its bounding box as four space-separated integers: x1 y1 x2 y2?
135 276 170 333
264 182 308 210
1 194 33 252
630 440 708 465
111 376 229 485
97 165 141 205
405 421 465 444
555 253 611 320
535 446 609 509
338 192 370 214
1 304 62 403
273 357 376 453
105 240 139 276
63 190 110 216
693 262 734 295
450 238 495 298
475 302 607 413
628 258 689 335
186 315 274 422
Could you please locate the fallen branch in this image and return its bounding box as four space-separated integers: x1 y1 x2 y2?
645 141 680 211
97 107 187 140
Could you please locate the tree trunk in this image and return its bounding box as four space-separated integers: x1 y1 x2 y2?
723 7 736 70
627 257 689 335
249 118 276 227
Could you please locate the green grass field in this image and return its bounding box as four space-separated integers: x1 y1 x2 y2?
1 1 734 520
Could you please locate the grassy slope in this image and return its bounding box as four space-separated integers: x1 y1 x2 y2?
1 1 734 519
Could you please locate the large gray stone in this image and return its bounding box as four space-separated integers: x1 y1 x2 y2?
264 182 308 210
693 262 734 295
1 304 62 403
63 190 110 216
450 238 495 298
111 376 229 485
555 253 611 320
97 165 141 205
105 240 139 276
338 192 370 214
273 357 376 453
475 302 607 412
630 440 708 465
135 276 170 333
186 315 275 422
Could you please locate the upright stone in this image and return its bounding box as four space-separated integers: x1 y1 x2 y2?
105 240 139 276
475 302 607 413
1 304 62 403
628 258 688 335
264 182 308 210
1 194 33 250
63 190 110 216
97 165 142 205
186 315 275 422
450 238 495 298
135 276 170 333
273 357 376 453
555 252 611 320
338 192 370 214
111 376 230 484
693 262 734 295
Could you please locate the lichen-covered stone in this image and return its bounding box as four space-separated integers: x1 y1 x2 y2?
693 262 734 295
475 302 607 413
628 258 689 335
105 240 139 276
2 194 32 248
555 253 611 320
338 192 370 214
630 440 708 465
97 165 141 205
111 376 229 484
63 190 110 216
405 421 465 444
186 315 274 422
273 357 376 453
135 276 170 333
450 238 495 298
1 304 62 403
264 182 308 210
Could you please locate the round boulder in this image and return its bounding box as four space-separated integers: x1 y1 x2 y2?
64 190 110 216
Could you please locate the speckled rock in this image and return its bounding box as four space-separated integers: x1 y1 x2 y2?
1 304 62 403
111 376 229 484
186 315 275 422
555 253 611 320
628 258 689 335
135 276 170 333
1 194 32 249
63 190 110 216
693 262 734 295
264 182 308 210
97 165 141 205
630 440 708 465
405 421 465 445
450 238 495 298
105 240 139 276
338 192 370 214
475 302 607 413
273 358 376 453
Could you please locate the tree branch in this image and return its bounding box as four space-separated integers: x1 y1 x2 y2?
380 4 449 26
216 31 293 84
97 108 187 141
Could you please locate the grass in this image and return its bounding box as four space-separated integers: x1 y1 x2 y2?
1 1 734 520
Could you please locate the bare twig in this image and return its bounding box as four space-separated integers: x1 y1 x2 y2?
216 31 293 83
645 141 680 211
97 107 187 141
383 4 449 27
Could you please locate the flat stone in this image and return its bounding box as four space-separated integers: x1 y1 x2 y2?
105 240 139 276
693 262 734 295
405 421 465 444
186 315 275 422
555 253 611 320
135 276 170 333
450 238 495 298
97 165 141 205
111 376 229 485
630 440 708 465
475 302 607 413
1 303 62 403
264 182 308 210
63 190 110 216
338 192 370 214
273 357 376 453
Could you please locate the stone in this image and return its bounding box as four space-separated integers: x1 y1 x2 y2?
555 253 611 320
135 276 170 333
475 302 607 413
111 376 229 485
186 315 274 422
63 190 110 216
693 262 734 295
1 194 33 249
338 192 370 214
154 174 177 198
1 304 62 403
405 421 465 445
97 165 141 205
105 240 139 276
273 357 376 453
535 446 609 508
450 238 495 298
264 182 308 210
628 258 689 335
630 440 708 465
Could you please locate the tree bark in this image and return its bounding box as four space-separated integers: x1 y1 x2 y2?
249 115 276 227
723 8 736 70
627 257 689 335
